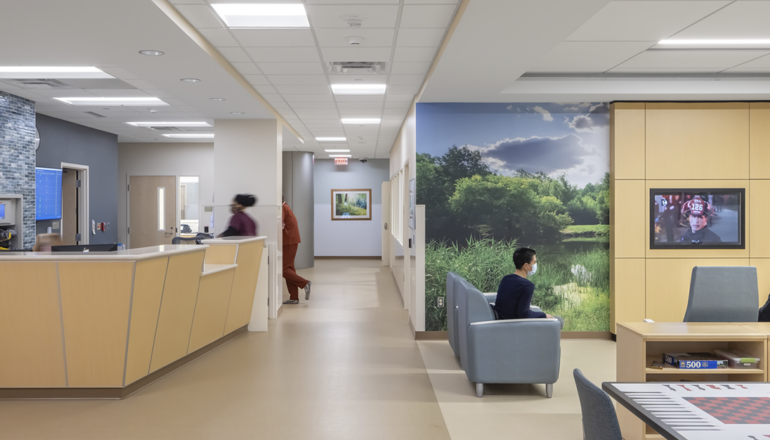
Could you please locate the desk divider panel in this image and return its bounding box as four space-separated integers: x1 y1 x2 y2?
0 262 66 387
224 242 263 334
59 262 134 387
188 269 235 353
204 246 237 265
149 251 205 372
124 257 169 385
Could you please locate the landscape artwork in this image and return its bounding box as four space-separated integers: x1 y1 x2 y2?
416 103 611 331
332 189 372 221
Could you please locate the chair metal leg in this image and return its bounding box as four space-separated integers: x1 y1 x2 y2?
546 383 553 398
476 383 484 398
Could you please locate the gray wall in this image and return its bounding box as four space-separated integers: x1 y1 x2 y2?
283 152 314 269
0 92 36 249
314 159 389 257
36 114 119 244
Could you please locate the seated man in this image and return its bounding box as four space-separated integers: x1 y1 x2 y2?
494 247 564 329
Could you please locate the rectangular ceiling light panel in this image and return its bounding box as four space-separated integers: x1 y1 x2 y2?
126 122 211 127
0 66 113 79
162 133 215 139
331 84 386 95
341 118 381 124
212 4 309 28
54 97 168 106
329 154 352 158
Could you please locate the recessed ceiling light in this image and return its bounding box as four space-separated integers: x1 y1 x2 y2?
231 111 245 115
181 78 201 83
0 66 113 79
658 39 770 47
139 50 165 56
332 84 386 95
341 118 380 124
210 97 227 101
54 97 168 106
162 133 215 139
325 149 350 152
317 137 347 142
212 4 310 28
126 122 211 127
328 154 352 158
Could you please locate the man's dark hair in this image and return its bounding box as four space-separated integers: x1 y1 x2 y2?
513 248 537 269
235 194 257 207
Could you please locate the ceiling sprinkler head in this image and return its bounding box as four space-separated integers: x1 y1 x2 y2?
346 36 364 46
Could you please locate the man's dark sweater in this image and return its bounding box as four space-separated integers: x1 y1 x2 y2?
494 274 546 320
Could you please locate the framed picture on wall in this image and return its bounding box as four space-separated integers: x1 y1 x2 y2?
331 189 372 221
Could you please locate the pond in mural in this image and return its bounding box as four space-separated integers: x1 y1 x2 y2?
417 103 610 331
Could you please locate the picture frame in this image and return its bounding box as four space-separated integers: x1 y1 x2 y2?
331 189 372 221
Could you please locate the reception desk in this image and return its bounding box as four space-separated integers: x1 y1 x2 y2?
0 237 265 398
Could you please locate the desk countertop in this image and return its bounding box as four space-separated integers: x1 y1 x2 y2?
201 236 266 245
0 244 207 261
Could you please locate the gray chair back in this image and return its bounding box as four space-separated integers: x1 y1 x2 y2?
683 266 758 322
456 277 474 369
467 287 496 324
172 236 199 245
573 369 622 440
447 272 461 358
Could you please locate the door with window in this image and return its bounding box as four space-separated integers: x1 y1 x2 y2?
129 176 177 249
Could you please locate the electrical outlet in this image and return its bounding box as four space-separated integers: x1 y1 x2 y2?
437 297 445 308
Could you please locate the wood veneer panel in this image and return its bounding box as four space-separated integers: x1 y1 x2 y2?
612 259 645 333
0 262 66 387
750 259 770 308
750 103 770 179
204 245 237 265
224 242 263 334
150 250 205 372
59 262 134 387
124 257 168 385
614 180 646 258
646 103 749 180
188 269 235 353
750 180 770 257
611 102 646 180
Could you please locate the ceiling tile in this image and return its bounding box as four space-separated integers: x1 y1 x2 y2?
306 5 399 28
295 108 339 115
316 29 395 47
673 2 770 40
393 47 438 62
232 29 316 47
307 0 398 4
383 108 408 115
245 47 321 63
175 5 223 29
387 85 421 94
389 75 425 85
334 95 384 102
268 75 328 85
284 95 335 102
218 47 251 63
385 94 415 102
320 47 392 62
231 63 261 75
289 101 338 109
530 42 654 73
612 49 770 73
258 63 326 75
329 74 388 84
391 62 431 74
255 85 278 94
396 29 446 47
339 109 382 117
400 5 456 29
384 101 412 109
336 101 383 109
299 114 342 120
404 0 459 4
260 94 285 104
199 28 239 46
243 74 270 85
170 0 206 4
725 54 770 73
566 1 729 42
276 85 331 95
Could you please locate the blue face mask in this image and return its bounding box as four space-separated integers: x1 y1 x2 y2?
527 263 537 276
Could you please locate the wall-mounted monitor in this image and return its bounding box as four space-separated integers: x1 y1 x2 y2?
650 188 745 250
35 167 63 221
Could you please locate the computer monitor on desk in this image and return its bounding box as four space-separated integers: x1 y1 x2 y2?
51 244 118 253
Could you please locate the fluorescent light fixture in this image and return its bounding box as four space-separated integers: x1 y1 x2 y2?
139 50 164 56
54 97 168 106
332 84 386 95
658 39 770 46
329 154 352 158
341 118 381 125
212 4 310 28
325 149 350 152
0 66 113 79
180 78 201 83
162 133 215 139
126 122 211 127
316 137 347 142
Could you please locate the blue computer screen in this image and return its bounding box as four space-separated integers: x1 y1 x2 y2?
0 203 5 220
36 167 63 220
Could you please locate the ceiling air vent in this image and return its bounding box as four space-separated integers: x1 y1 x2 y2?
328 62 386 74
10 79 71 89
83 111 106 118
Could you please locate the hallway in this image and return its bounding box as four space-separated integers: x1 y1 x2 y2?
0 259 449 440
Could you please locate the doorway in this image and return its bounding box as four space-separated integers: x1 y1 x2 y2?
60 162 89 245
128 176 177 249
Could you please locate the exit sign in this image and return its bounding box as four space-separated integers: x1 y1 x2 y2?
334 157 348 165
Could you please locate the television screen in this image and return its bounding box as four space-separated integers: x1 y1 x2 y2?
36 167 63 221
650 188 745 249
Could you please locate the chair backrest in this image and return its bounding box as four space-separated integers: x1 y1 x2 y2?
446 272 461 357
573 369 622 440
466 287 496 324
455 277 475 368
683 266 758 322
172 236 198 245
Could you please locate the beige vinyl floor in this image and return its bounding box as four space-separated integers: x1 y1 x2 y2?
0 259 617 440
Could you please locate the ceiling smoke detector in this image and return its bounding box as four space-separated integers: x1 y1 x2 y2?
346 36 364 46
341 15 364 28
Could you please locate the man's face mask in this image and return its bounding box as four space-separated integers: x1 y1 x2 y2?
528 263 537 276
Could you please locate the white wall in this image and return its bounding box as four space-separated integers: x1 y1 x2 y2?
117 142 214 246
314 159 389 257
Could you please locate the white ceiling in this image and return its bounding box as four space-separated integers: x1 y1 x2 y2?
170 0 460 158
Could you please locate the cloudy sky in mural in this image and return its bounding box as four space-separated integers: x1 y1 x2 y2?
416 102 609 187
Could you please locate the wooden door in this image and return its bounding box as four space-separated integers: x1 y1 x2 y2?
129 176 176 249
61 169 78 245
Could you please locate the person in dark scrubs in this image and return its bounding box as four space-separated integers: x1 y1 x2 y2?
218 194 257 237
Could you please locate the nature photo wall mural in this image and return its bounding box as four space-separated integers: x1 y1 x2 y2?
416 103 610 332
